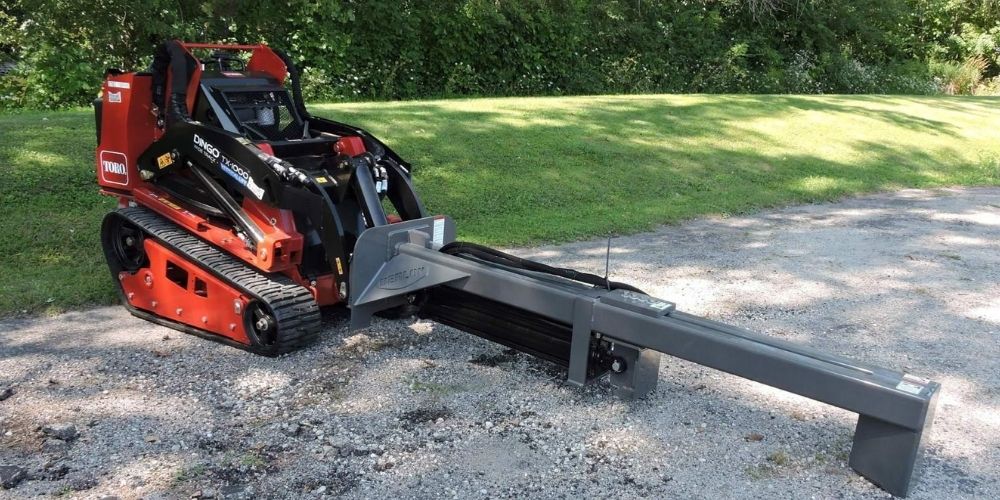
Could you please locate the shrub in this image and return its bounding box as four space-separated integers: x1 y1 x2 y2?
931 57 988 95
5 0 999 108
974 76 1000 96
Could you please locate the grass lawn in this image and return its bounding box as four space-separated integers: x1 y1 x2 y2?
1 94 999 315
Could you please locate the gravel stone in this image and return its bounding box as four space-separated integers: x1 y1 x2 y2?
0 465 26 489
67 474 97 491
219 484 249 498
41 423 78 441
38 462 69 480
0 188 997 499
41 438 70 453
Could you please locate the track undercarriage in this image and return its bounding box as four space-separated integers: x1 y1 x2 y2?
104 207 320 355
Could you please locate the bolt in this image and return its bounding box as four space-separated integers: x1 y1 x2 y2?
144 274 153 285
201 316 208 324
125 236 135 246
309 280 317 287
610 357 626 374
127 292 134 301
140 170 154 180
151 301 157 308
176 308 183 316
234 300 242 314
229 323 236 331
255 317 271 331
118 272 127 281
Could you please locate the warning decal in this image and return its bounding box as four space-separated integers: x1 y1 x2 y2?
433 218 445 245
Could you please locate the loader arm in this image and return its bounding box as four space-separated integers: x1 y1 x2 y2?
136 122 354 279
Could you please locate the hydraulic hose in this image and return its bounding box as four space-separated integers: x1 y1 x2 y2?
151 40 193 124
440 241 645 294
272 48 310 120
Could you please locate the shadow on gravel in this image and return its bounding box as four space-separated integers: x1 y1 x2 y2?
512 188 1000 493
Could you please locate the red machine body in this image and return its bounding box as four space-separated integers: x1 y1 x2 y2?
95 41 420 350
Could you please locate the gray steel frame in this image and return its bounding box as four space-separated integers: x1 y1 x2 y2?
349 217 940 497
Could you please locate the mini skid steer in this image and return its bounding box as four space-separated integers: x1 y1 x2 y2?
94 41 939 496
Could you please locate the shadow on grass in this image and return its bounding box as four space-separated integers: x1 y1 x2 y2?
2 95 999 315
313 94 999 245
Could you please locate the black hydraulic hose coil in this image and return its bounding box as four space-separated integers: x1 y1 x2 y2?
440 242 645 294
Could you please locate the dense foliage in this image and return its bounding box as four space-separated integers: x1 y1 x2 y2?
1 0 999 108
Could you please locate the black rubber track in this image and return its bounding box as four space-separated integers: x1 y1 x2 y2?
103 206 321 356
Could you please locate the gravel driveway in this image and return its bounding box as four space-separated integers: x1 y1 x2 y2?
1 187 998 499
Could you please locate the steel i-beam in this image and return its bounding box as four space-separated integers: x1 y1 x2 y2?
348 217 940 497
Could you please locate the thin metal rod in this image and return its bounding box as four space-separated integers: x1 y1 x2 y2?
604 234 612 291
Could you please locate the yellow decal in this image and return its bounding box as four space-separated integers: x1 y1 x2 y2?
156 153 173 169
315 176 329 184
335 257 344 275
157 195 183 211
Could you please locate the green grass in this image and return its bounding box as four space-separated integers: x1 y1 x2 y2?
2 94 999 315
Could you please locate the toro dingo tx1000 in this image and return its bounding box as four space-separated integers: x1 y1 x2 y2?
95 41 939 496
